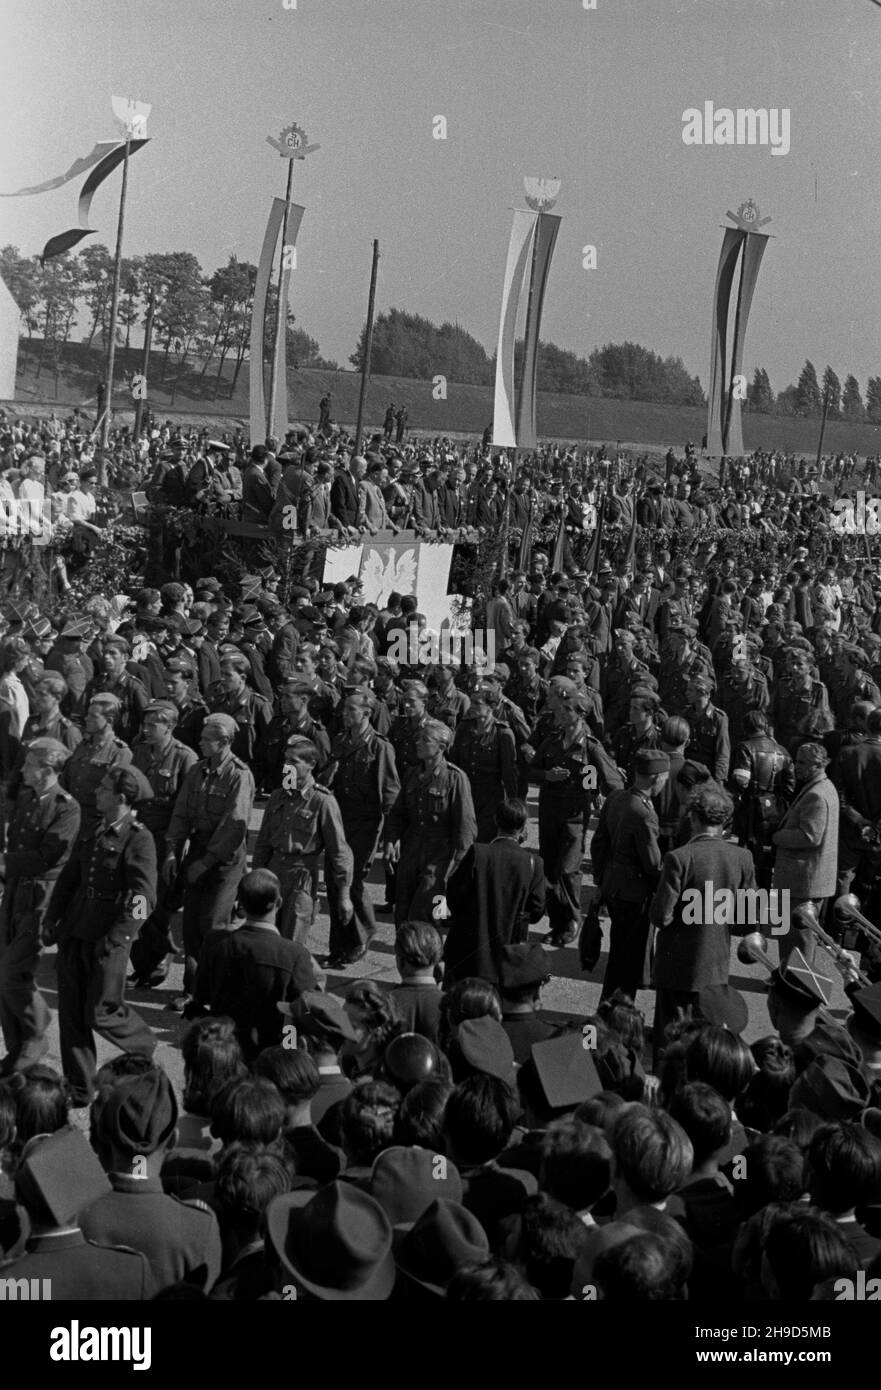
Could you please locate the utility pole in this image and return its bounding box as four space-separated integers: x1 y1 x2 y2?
353 239 379 456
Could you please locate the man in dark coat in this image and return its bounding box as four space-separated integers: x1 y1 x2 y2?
651 784 758 1060
444 798 546 984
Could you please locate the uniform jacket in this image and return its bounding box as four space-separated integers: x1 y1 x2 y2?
207 687 273 764
651 834 758 990
49 812 157 947
2 1229 149 1300
328 726 400 822
834 738 881 840
4 783 81 888
167 751 255 866
444 837 547 983
61 731 132 838
772 772 840 899
86 672 149 747
591 787 663 903
6 711 81 800
252 781 353 893
531 726 623 817
684 702 731 781
132 737 199 838
194 920 318 1058
81 1174 222 1298
386 760 477 871
258 713 332 791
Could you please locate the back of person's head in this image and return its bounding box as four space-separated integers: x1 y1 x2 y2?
495 797 528 834
339 1081 400 1166
539 1117 612 1212
237 868 280 918
771 1107 824 1154
253 1047 320 1109
740 1036 795 1132
438 979 502 1051
444 1074 519 1166
685 1026 754 1104
808 1122 881 1214
517 1193 592 1299
611 1105 693 1203
181 1017 247 1116
737 1135 805 1217
762 1204 858 1299
12 1067 70 1144
595 991 645 1055
447 1259 540 1301
592 1232 688 1301
574 1091 628 1134
393 1078 453 1152
213 1142 293 1242
211 1077 285 1147
668 1082 731 1166
394 920 443 972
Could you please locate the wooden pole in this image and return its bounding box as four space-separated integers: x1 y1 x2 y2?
97 133 132 485
267 158 295 441
133 286 155 442
353 239 379 456
722 236 745 454
815 387 830 475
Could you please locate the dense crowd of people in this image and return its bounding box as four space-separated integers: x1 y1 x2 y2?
0 403 879 1302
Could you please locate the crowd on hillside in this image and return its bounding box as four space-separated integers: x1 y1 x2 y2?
0 403 878 1301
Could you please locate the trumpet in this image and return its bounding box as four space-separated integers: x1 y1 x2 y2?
812 919 870 988
736 935 778 974
833 894 881 950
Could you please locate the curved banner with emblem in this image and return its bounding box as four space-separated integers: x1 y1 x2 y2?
324 539 455 633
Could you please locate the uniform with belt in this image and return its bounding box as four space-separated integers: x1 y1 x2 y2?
386 760 477 926
258 712 332 791
0 783 80 1069
5 712 81 800
128 735 198 981
327 726 400 958
591 785 664 1001
166 751 255 991
208 687 273 766
252 779 353 945
61 730 132 839
449 718 518 842
684 702 731 781
86 672 150 747
47 810 157 1103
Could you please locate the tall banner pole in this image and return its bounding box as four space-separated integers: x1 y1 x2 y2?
97 131 131 484
132 285 155 441
354 239 380 456
268 157 295 437
816 388 831 474
706 199 772 460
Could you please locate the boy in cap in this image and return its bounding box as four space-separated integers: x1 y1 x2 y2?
164 711 255 1007
61 692 133 840
278 991 360 1136
45 765 158 1105
81 1068 222 1296
0 737 80 1073
498 942 559 1063
86 635 150 747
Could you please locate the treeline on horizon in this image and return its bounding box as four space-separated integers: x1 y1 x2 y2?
3 244 880 421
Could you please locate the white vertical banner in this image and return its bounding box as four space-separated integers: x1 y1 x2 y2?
492 208 537 448
323 544 364 587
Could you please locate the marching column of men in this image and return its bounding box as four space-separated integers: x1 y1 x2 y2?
3 534 881 1101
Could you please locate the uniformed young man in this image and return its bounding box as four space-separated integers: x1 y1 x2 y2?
252 735 354 947
684 674 731 782
128 701 199 988
85 635 150 747
163 654 208 752
164 711 255 1008
61 691 133 840
256 676 332 792
45 765 157 1106
385 717 477 927
208 651 273 766
327 692 400 966
0 737 80 1073
449 684 518 842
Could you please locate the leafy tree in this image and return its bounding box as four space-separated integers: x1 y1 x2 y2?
33 255 83 387
794 360 821 416
841 374 864 422
748 367 774 413
822 366 841 418
78 244 114 349
866 377 881 426
118 257 144 352
0 244 41 354
774 384 799 417
141 251 208 385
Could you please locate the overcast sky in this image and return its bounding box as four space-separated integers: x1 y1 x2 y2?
1 0 879 392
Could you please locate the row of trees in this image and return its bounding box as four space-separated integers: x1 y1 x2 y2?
348 308 706 405
748 362 881 424
0 243 339 402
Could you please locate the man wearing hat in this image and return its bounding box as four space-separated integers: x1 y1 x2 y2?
651 784 758 1063
4 671 81 805
253 736 353 948
0 737 80 1073
612 685 663 783
326 692 400 967
265 1180 395 1300
592 748 670 1000
385 718 477 927
601 629 653 731
278 989 359 1131
257 676 332 792
44 617 94 726
163 654 208 752
527 679 623 947
683 674 731 782
2 1128 150 1299
128 702 199 988
81 1068 222 1296
61 692 133 840
86 635 150 747
449 684 518 842
497 942 559 1063
208 650 273 767
164 711 255 1006
45 765 158 1104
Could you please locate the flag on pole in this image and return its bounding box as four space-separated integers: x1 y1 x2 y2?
584 497 605 578
551 509 567 573
622 498 639 571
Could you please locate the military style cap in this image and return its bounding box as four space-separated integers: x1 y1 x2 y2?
144 700 179 724
281 677 316 697
15 1128 111 1225
615 629 636 644
103 635 130 655
97 1070 178 1156
499 943 551 993
634 748 670 775
277 990 361 1043
164 657 195 676
203 712 238 739
24 616 52 642
789 1055 872 1122
26 736 71 762
530 1032 603 1111
454 1018 516 1084
629 685 660 705
89 691 121 712
61 618 91 639
220 651 250 674
238 604 263 627
402 679 429 699
849 981 881 1042
687 675 713 695
114 766 154 803
36 671 67 697
344 689 377 712
195 576 222 593
206 439 231 453
770 947 833 1010
696 984 748 1034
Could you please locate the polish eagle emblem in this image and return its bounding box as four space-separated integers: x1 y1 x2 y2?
360 546 418 604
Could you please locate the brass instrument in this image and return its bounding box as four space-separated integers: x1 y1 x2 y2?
735 935 778 974
833 894 881 950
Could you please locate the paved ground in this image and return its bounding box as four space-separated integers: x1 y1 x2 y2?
33 789 851 1122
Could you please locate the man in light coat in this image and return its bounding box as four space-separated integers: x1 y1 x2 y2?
772 741 839 967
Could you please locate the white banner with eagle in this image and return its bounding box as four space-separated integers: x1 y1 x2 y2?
324 540 455 632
